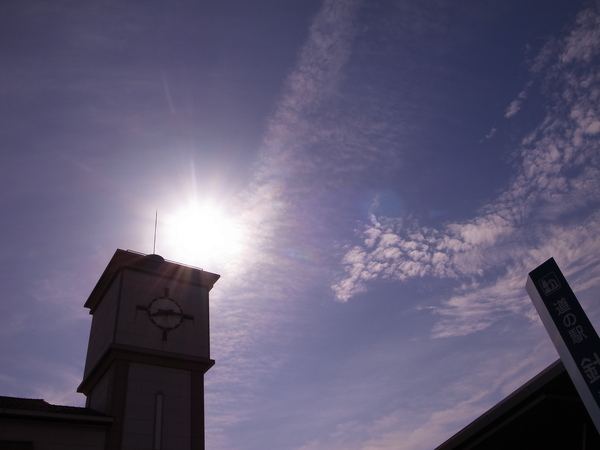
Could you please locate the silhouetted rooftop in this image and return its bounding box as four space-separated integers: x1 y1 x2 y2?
436 360 600 449
0 396 112 423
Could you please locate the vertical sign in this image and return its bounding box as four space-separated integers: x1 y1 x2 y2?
526 257 600 433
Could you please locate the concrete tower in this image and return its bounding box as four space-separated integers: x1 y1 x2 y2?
78 249 220 450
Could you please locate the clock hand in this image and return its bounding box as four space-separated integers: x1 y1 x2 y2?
151 308 182 317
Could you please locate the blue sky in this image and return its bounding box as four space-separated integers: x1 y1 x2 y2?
2 1 600 448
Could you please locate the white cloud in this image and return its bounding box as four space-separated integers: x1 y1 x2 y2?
485 127 497 139
504 89 527 118
560 3 600 64
333 2 600 340
504 98 522 118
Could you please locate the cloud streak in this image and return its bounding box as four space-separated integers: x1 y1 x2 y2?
206 1 364 444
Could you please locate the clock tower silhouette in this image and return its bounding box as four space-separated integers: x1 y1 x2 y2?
77 249 220 450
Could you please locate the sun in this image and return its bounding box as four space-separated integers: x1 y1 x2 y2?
160 201 245 267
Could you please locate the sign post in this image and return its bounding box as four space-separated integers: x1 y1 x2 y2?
526 257 600 433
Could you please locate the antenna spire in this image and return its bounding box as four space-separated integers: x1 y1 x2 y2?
153 210 158 254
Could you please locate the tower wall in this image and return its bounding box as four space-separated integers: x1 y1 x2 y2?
78 250 219 450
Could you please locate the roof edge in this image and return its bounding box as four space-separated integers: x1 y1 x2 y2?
435 359 564 449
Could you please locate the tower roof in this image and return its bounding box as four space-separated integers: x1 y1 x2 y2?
84 249 220 312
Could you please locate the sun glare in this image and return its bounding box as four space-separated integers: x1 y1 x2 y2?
161 202 245 267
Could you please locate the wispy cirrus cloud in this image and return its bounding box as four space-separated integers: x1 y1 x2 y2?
504 90 527 118
332 2 600 341
206 1 364 444
293 338 557 450
360 344 554 450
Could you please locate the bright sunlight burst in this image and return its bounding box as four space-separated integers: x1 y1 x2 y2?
160 202 245 267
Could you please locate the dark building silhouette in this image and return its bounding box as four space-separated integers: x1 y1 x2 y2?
7 249 598 449
0 249 219 450
436 359 600 450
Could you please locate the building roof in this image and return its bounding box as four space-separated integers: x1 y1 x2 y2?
0 396 112 425
435 359 600 449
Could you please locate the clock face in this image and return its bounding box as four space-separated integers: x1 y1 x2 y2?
147 296 184 331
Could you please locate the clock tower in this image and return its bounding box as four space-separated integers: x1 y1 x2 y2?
77 249 220 450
